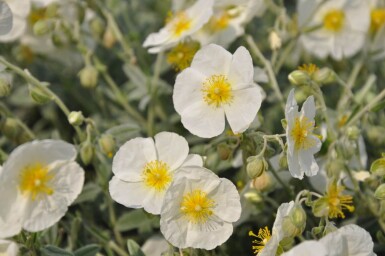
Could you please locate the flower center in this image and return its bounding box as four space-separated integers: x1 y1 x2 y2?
326 184 354 219
202 74 233 107
167 41 200 71
19 162 54 200
167 12 192 37
209 12 230 31
180 190 215 224
249 226 271 254
298 63 319 76
142 160 172 191
290 116 316 150
323 9 345 32
370 8 385 34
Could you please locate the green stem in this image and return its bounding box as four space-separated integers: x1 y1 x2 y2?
268 159 294 198
337 60 363 111
245 35 285 109
108 241 130 256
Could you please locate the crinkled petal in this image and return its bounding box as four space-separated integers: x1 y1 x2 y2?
154 132 189 171
298 150 319 177
0 2 12 35
287 150 304 179
228 46 254 90
282 241 328 256
337 224 375 256
180 154 203 167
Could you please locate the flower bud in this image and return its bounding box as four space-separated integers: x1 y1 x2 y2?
312 197 329 218
366 126 385 146
0 118 21 140
0 75 11 97
80 141 94 165
103 26 116 48
370 157 385 176
313 67 335 84
33 20 53 36
279 153 288 169
251 171 275 192
98 134 116 158
269 31 281 50
288 70 310 86
246 156 268 179
217 143 232 160
244 190 262 203
78 66 98 89
68 111 84 126
346 126 360 141
375 184 385 200
29 85 52 104
290 204 307 228
90 17 105 39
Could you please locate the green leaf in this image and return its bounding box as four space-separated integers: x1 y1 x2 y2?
371 100 385 112
127 239 145 256
73 183 102 205
41 245 74 256
116 209 159 232
73 244 100 256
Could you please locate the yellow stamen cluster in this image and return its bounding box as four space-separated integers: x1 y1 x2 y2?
323 9 345 32
290 116 316 150
19 163 54 200
167 41 200 71
180 190 215 224
142 160 172 191
202 74 233 107
209 12 230 32
166 12 192 37
298 63 319 76
325 183 354 219
249 226 271 255
370 8 385 34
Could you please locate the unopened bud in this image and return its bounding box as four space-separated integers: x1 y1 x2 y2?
103 26 116 48
269 31 281 50
80 141 94 165
33 20 53 36
313 67 335 84
312 197 329 218
29 85 52 104
251 171 275 192
0 75 11 97
279 153 288 169
217 143 232 160
346 126 360 141
0 118 21 140
246 156 268 179
375 184 385 200
78 66 98 89
290 204 307 228
366 126 385 146
370 157 385 176
244 190 262 203
68 111 84 126
288 70 309 86
98 134 116 158
90 17 105 39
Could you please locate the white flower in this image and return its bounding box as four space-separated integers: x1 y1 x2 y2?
0 1 13 36
282 224 376 256
285 89 321 179
255 201 295 256
109 132 203 215
0 239 18 256
141 235 169 256
298 0 370 60
143 0 214 53
0 140 85 238
192 0 266 47
173 44 263 138
0 0 31 42
160 166 241 249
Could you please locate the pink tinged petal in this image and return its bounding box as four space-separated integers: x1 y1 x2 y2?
210 178 241 223
154 132 189 171
112 137 156 182
287 150 304 179
228 46 254 90
301 96 315 120
190 44 232 77
282 241 328 256
180 154 203 167
223 87 262 134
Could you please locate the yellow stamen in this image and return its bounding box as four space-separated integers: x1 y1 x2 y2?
370 8 385 34
142 160 172 191
19 163 54 200
290 116 317 150
167 41 200 71
249 226 271 255
323 9 345 32
325 183 354 219
298 63 319 76
180 190 215 224
167 12 192 37
202 74 233 107
209 12 230 32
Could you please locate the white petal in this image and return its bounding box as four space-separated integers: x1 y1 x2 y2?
112 137 156 182
228 46 254 90
285 89 298 114
272 201 295 241
301 95 315 120
190 44 232 77
0 2 12 35
0 239 19 256
260 235 279 256
22 162 85 232
287 150 304 179
298 150 319 177
223 87 262 134
6 0 30 17
337 224 375 256
319 230 346 256
154 132 189 171
210 178 241 222
109 177 163 215
282 241 328 256
180 154 203 167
